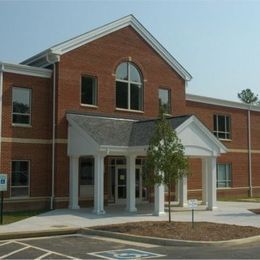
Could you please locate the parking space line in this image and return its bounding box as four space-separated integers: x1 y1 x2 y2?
35 252 52 260
0 245 30 259
0 241 12 247
81 234 158 248
14 241 78 259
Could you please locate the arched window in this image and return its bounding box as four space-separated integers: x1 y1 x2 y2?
115 62 143 111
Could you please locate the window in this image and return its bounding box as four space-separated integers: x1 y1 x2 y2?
79 157 94 185
12 87 31 125
116 62 143 111
213 115 231 139
81 76 97 106
159 88 171 114
217 164 232 188
11 160 30 197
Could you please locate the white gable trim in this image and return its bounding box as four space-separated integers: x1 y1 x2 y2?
175 115 227 155
22 15 191 81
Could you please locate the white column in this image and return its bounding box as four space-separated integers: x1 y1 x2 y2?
69 156 80 209
93 154 106 215
126 155 137 212
153 180 165 216
179 176 188 207
202 158 208 205
207 157 218 210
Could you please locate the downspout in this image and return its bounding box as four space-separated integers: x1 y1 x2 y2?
248 105 253 197
0 65 3 170
50 63 56 209
46 52 60 210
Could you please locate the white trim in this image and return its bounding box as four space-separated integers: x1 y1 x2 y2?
186 93 260 112
175 115 228 154
115 108 144 114
0 62 52 78
22 15 191 81
0 68 3 168
1 137 68 144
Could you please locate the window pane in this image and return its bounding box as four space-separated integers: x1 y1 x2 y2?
11 161 29 197
226 116 230 132
116 82 128 109
81 76 97 105
130 64 141 83
217 165 226 181
79 157 94 185
213 115 217 131
12 87 31 124
218 116 225 132
130 83 142 110
116 62 128 80
159 89 171 114
13 114 30 124
13 88 30 113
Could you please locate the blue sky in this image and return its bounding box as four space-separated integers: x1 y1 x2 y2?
0 0 260 101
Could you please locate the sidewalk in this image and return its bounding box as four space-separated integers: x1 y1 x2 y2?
0 201 259 238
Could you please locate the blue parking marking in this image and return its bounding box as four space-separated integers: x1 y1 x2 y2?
88 248 165 259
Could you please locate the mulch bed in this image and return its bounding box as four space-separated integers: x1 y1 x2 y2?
249 208 260 214
92 221 260 241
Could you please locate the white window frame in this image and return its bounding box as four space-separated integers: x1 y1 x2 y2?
10 160 30 198
12 87 32 126
213 114 231 140
80 75 98 107
116 62 143 112
217 163 232 188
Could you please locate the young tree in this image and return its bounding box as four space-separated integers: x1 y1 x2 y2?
144 110 188 222
238 89 259 105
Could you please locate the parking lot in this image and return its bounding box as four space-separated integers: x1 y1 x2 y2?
1 234 260 259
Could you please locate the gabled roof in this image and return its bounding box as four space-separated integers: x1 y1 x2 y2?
22 15 192 81
67 113 192 147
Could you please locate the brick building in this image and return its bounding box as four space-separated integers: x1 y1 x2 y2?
0 15 259 213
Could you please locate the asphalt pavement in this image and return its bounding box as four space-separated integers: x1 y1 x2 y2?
1 234 260 259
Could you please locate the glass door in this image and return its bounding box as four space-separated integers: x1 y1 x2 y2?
115 167 127 204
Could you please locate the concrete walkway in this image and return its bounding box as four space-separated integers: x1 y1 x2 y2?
0 201 259 235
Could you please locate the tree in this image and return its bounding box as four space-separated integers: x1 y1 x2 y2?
144 110 189 222
238 89 259 105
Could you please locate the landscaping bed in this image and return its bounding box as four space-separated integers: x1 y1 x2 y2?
92 221 260 241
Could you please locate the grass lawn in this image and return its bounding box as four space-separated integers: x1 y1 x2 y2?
218 196 260 202
1 210 48 225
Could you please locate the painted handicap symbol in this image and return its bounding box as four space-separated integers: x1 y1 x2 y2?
88 248 165 259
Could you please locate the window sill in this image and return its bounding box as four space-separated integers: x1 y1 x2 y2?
12 124 32 128
115 108 144 114
219 138 232 142
80 103 98 109
217 187 232 190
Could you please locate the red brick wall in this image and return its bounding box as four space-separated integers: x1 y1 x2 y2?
55 26 186 139
2 72 52 139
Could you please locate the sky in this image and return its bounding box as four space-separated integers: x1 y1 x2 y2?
0 0 260 102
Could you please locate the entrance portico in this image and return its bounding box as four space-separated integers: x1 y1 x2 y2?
66 113 227 215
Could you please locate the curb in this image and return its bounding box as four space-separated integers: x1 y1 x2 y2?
0 227 80 241
82 228 260 247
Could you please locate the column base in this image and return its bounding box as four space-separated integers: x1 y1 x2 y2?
153 211 165 216
92 209 106 215
207 206 218 211
68 205 80 210
179 202 188 207
125 207 137 213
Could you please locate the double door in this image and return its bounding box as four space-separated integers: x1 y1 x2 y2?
112 166 147 204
